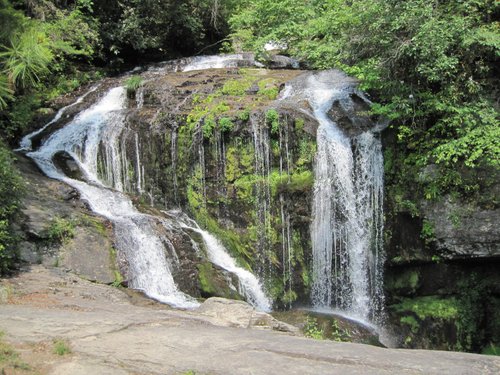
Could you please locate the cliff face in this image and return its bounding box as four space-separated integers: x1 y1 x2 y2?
383 127 500 352
118 65 317 307
18 57 500 353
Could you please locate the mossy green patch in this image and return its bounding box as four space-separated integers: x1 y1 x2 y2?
197 262 241 299
386 269 420 294
400 315 420 333
391 296 459 320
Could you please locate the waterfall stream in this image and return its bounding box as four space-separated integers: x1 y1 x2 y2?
21 56 384 320
309 73 384 323
22 55 273 311
175 213 272 312
280 71 385 324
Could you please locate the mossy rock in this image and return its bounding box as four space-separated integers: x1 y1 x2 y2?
197 262 243 300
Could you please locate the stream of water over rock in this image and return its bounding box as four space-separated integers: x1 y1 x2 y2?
280 71 385 324
22 55 271 311
21 56 385 323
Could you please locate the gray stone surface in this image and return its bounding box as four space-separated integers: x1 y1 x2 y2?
1 266 499 375
422 198 500 259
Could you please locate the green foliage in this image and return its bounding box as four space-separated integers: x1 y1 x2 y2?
0 143 24 275
0 73 13 109
330 319 351 342
400 316 420 334
53 339 71 356
420 219 435 244
392 296 459 320
0 28 53 89
482 344 500 356
303 317 324 340
230 0 500 199
124 75 143 98
265 108 279 134
218 117 234 132
47 217 75 244
0 330 31 371
221 78 252 96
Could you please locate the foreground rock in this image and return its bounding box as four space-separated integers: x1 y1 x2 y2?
1 266 499 374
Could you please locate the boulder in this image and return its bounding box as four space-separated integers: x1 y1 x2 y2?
197 297 299 334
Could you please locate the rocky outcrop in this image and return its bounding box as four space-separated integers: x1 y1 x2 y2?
15 155 119 284
422 198 500 259
198 297 299 333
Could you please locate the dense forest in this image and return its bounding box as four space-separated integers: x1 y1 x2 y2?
0 0 498 347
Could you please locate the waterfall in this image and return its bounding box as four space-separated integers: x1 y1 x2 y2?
308 72 384 323
250 114 273 280
24 54 275 311
26 86 199 309
176 214 272 312
280 71 385 323
18 85 99 151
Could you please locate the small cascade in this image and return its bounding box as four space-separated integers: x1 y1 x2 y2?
136 86 145 109
181 54 260 72
250 114 273 280
176 214 272 312
278 121 293 306
26 86 199 309
135 132 143 193
18 85 99 151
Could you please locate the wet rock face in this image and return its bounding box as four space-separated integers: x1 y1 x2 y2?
14 154 118 284
422 199 500 260
53 151 84 181
327 94 375 136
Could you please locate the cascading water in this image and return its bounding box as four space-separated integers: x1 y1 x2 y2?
26 86 199 309
250 114 273 280
24 55 274 311
281 71 385 324
310 72 384 323
18 85 99 151
175 214 272 312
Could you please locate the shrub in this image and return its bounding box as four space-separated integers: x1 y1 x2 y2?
0 143 24 275
124 75 143 98
47 217 75 244
53 339 71 355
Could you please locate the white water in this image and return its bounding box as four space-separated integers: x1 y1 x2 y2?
177 215 272 312
282 71 385 323
27 86 199 309
18 85 99 151
181 54 263 72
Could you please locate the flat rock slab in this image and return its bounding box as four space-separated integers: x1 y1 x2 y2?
1 266 499 374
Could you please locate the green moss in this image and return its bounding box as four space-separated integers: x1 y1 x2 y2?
400 315 420 333
221 78 253 96
386 270 420 294
197 262 239 298
46 217 75 244
420 219 435 244
219 117 235 132
482 343 500 356
392 296 459 320
295 118 305 132
270 170 314 196
296 138 317 169
282 289 298 305
80 215 107 236
265 108 279 134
